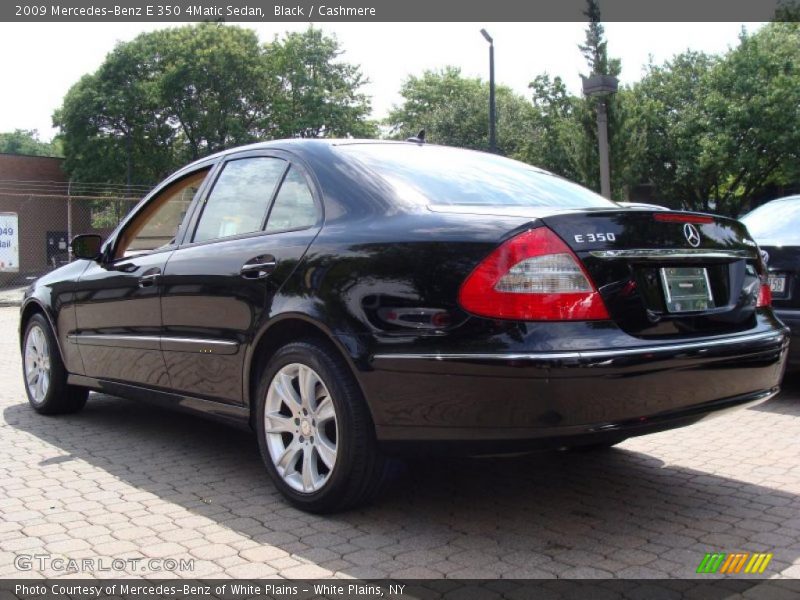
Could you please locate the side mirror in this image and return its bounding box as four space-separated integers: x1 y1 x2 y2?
71 234 103 261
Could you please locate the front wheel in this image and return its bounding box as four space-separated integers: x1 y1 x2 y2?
255 340 390 513
22 314 88 415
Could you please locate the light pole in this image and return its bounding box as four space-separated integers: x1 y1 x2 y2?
480 28 497 153
581 74 618 199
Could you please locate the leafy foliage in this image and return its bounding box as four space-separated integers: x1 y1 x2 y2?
385 67 536 158
522 21 800 212
153 24 274 160
579 0 619 76
625 23 800 214
515 2 629 199
54 24 374 185
268 28 376 139
623 51 722 210
0 130 62 157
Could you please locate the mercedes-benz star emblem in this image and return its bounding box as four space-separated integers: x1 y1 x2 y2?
760 248 770 266
683 223 701 247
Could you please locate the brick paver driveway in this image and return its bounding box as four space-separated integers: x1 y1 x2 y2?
1 306 799 579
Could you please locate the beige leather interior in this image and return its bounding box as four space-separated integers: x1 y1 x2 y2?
115 169 210 259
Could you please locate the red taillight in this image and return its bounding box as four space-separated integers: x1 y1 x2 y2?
653 213 714 224
458 228 610 321
757 283 772 307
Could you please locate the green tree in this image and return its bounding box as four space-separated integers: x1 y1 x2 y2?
386 66 475 139
579 0 619 76
775 0 800 21
578 0 626 197
268 28 376 138
518 1 630 196
0 129 62 157
624 51 720 210
386 67 536 157
624 23 800 214
704 22 800 213
155 23 277 160
522 74 585 180
54 42 176 186
54 24 375 186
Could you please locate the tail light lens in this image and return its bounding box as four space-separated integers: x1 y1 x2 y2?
757 282 772 307
458 227 609 321
754 248 772 308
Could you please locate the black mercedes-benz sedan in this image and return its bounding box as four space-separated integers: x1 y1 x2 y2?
20 140 789 512
741 195 800 370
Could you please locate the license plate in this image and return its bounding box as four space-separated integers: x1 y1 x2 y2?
660 267 715 313
768 275 786 294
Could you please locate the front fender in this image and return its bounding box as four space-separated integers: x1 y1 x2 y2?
20 260 90 375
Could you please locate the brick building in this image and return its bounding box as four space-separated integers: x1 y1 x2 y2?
0 153 94 286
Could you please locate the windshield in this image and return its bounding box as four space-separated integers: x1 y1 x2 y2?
740 196 800 245
337 144 615 209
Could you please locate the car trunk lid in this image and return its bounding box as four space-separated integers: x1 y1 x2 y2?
541 210 764 338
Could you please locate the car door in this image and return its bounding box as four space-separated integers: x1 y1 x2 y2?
160 151 323 404
72 166 213 386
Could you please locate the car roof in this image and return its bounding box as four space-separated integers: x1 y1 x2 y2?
762 195 800 205
185 138 417 166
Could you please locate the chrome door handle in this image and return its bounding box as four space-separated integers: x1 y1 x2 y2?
241 257 277 279
138 269 161 288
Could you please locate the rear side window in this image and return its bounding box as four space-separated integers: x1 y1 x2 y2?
194 157 286 243
266 167 318 232
338 144 614 209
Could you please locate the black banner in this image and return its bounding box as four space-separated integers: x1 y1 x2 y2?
3 579 800 600
1 0 795 23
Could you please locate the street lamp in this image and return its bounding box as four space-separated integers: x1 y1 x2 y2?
480 28 497 153
581 73 618 199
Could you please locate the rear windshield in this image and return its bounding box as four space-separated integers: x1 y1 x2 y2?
740 197 800 245
337 144 615 209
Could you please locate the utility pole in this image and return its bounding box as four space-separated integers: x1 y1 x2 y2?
67 179 72 260
582 74 618 199
480 29 497 153
596 98 611 199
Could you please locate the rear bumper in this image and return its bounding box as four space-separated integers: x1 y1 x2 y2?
775 309 800 367
366 328 789 447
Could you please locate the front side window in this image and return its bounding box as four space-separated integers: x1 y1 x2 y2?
266 167 318 232
193 157 286 243
115 168 209 259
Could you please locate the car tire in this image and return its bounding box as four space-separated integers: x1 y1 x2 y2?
22 314 88 415
255 339 391 513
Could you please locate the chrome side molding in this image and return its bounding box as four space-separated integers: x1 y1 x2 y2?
589 248 754 260
373 330 787 363
67 334 239 355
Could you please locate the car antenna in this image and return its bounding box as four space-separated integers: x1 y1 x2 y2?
406 129 426 144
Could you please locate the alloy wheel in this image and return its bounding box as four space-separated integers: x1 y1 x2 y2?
264 363 338 493
24 324 51 405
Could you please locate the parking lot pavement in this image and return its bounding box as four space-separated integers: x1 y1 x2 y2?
1 306 799 580
0 286 25 307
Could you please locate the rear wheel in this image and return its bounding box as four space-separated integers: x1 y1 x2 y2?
255 340 390 512
22 314 87 415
